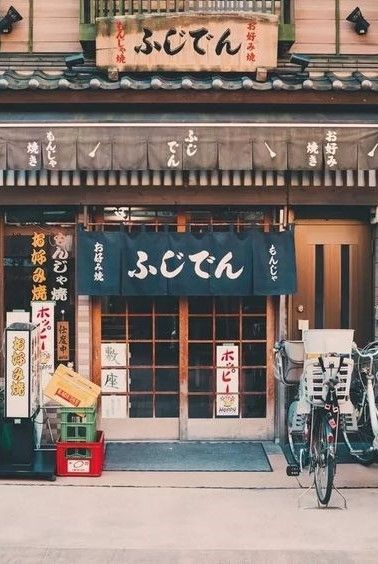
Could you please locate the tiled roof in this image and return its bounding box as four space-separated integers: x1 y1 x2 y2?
0 69 377 91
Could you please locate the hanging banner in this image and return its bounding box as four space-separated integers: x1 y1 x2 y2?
122 231 253 296
31 301 55 391
77 230 123 295
252 230 297 296
216 344 239 417
77 230 297 296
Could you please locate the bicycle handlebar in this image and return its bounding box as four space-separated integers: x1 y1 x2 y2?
352 342 378 359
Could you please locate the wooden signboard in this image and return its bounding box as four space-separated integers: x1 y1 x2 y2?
96 13 278 72
57 321 70 361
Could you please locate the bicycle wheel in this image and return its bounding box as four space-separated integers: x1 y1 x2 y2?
342 376 376 465
313 413 335 506
287 401 309 467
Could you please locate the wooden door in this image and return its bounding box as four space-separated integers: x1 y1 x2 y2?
291 221 372 346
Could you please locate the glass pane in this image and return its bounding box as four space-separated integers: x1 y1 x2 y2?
315 245 324 329
155 343 178 365
243 368 266 392
156 368 179 392
189 317 212 340
242 395 266 418
188 369 213 392
214 297 239 314
128 316 152 340
188 297 212 314
242 343 266 366
189 343 213 366
101 316 125 340
242 317 266 339
129 368 152 392
242 297 266 314
155 316 179 340
129 343 152 366
215 317 239 340
155 297 179 314
155 395 179 417
101 296 125 314
188 395 213 418
128 297 153 314
341 245 350 328
129 394 153 417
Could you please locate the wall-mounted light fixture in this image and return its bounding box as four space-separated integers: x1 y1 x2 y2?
0 6 22 34
65 54 85 69
289 54 310 73
346 7 370 35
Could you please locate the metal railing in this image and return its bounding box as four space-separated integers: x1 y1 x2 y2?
80 0 291 23
80 0 294 47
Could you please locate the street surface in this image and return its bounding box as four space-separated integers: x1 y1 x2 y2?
0 480 377 563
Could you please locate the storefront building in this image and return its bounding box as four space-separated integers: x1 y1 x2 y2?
0 1 377 443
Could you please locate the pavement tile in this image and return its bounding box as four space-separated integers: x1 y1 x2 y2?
0 547 48 564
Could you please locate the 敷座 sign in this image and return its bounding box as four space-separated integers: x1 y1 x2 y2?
96 13 278 72
77 230 297 297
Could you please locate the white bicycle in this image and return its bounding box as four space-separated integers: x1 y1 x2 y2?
342 342 378 465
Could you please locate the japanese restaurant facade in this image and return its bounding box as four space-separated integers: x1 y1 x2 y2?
0 0 377 443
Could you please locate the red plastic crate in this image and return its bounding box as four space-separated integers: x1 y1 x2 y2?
56 431 104 477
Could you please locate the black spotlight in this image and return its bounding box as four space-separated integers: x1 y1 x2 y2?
0 6 22 34
65 54 85 69
290 54 310 72
346 7 370 35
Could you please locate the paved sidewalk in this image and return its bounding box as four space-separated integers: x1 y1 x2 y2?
0 486 377 563
1 442 378 563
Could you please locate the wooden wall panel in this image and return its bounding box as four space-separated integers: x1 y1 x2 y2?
0 0 30 53
340 1 378 54
291 0 336 54
32 0 80 53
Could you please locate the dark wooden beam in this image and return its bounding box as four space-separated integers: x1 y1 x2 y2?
0 186 288 206
1 186 377 207
0 90 376 106
288 188 378 206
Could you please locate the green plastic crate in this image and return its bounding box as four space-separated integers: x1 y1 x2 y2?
58 405 97 442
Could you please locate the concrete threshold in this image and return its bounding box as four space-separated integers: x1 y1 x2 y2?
0 448 377 489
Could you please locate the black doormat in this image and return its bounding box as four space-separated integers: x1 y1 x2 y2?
104 441 272 472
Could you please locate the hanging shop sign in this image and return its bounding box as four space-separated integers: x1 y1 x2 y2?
77 230 297 297
1 125 377 171
30 231 73 303
31 301 55 392
101 343 129 367
96 13 278 72
101 395 127 419
5 323 40 419
30 231 48 302
101 369 127 393
216 344 239 417
57 321 70 361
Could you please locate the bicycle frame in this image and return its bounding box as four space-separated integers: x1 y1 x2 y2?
353 345 378 450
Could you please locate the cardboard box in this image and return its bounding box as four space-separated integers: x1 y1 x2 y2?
44 364 101 408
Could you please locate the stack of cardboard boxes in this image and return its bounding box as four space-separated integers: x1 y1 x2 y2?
44 365 103 477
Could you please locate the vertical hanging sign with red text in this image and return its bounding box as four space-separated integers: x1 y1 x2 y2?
216 344 239 417
31 301 55 391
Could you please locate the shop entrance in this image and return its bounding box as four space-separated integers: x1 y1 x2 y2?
94 208 274 441
291 220 372 345
97 294 272 440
